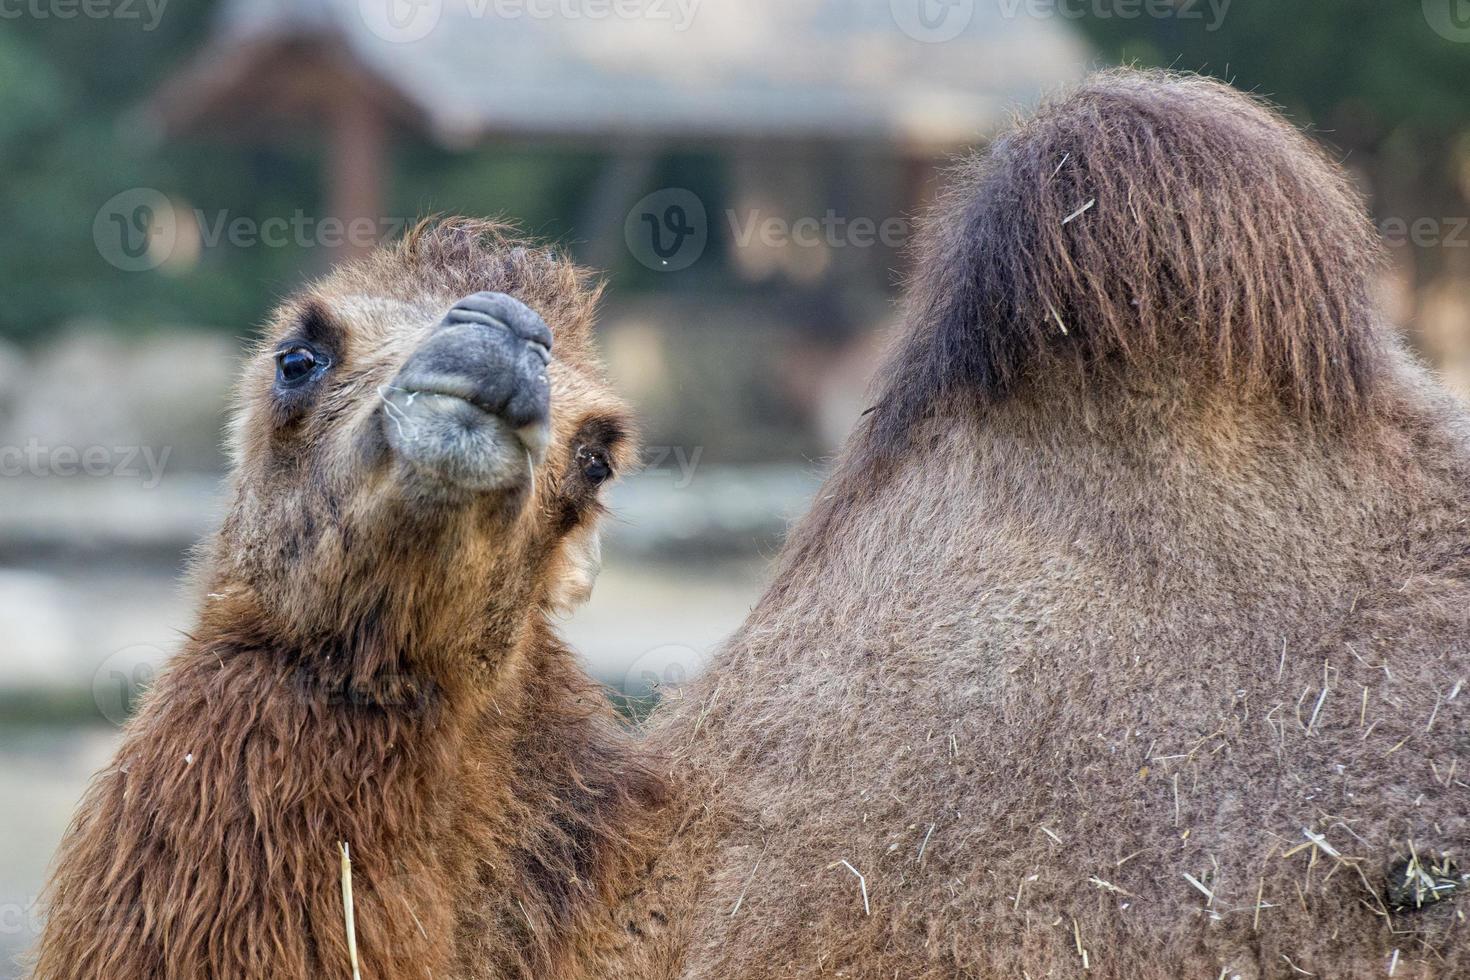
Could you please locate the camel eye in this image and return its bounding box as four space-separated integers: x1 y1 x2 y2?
275 346 322 387
578 446 612 485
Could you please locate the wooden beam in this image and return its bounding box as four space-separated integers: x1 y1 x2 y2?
326 91 389 260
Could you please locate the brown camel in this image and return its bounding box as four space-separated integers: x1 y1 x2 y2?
34 219 665 979
36 69 1470 980
607 70 1470 978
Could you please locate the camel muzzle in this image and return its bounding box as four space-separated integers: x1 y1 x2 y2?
380 291 553 492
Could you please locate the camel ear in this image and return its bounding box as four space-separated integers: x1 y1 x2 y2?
547 523 602 612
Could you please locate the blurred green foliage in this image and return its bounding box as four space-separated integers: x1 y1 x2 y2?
1073 0 1470 286
0 6 699 343
1075 1 1470 134
1 8 220 341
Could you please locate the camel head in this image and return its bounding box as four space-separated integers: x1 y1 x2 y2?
207 219 633 679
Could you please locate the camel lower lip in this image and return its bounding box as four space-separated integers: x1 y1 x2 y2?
379 387 547 492
397 388 494 415
390 389 548 458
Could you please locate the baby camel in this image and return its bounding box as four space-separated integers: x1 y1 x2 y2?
35 220 663 979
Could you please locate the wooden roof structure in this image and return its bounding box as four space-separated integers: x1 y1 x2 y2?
147 0 1087 253
152 0 1085 146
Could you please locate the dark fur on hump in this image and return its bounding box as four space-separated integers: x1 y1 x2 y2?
875 69 1386 451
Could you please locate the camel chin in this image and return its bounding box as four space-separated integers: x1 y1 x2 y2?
382 388 549 493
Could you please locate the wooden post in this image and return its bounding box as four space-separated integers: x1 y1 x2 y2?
326 91 389 260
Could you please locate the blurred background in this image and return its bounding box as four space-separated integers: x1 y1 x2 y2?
2 0 1469 972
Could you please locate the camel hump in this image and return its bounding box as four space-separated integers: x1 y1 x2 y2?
881 68 1387 442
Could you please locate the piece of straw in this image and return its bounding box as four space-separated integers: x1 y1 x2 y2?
1182 872 1214 904
831 859 870 916
1061 199 1095 225
340 841 361 980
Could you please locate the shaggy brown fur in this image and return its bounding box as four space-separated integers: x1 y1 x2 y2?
33 220 664 979
878 67 1384 444
613 70 1470 978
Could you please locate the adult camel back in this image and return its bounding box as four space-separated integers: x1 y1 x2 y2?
629 69 1470 979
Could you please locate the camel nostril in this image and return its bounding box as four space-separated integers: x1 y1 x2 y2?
497 364 551 432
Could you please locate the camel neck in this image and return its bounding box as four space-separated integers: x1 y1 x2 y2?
32 626 467 978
